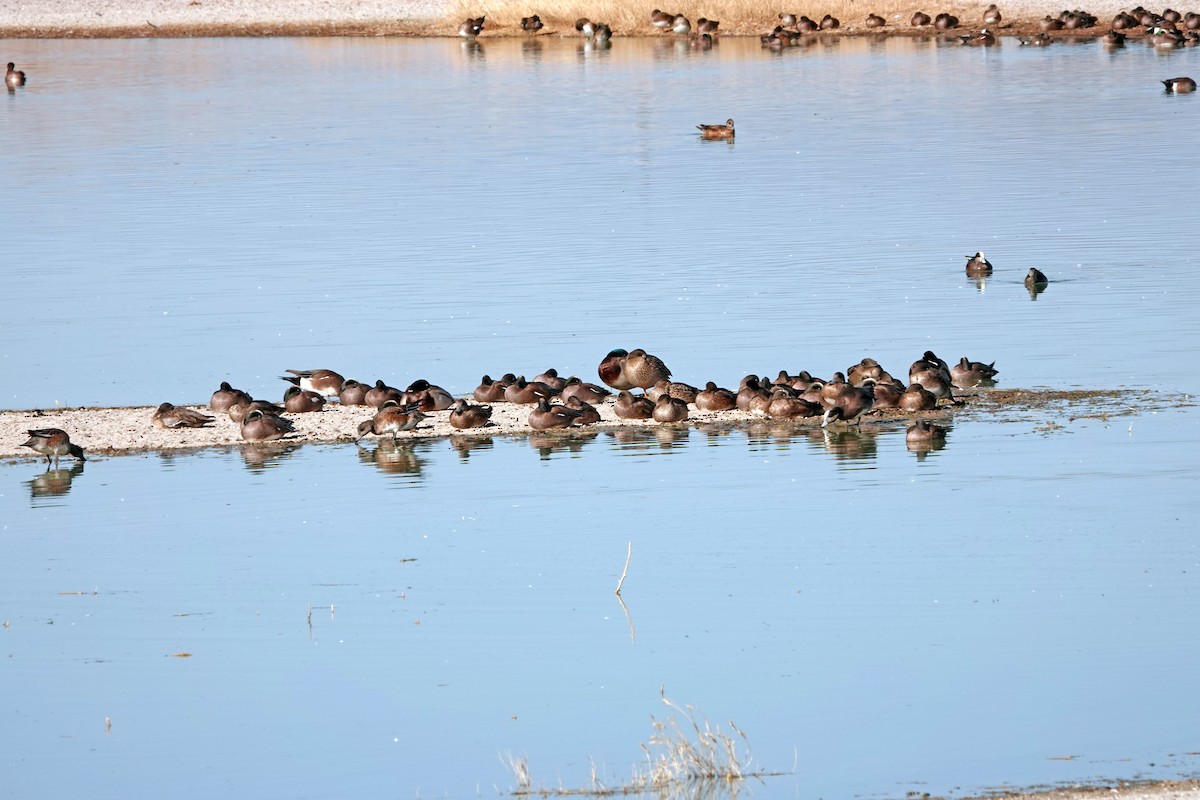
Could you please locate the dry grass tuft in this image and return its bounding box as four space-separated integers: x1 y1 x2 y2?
505 687 782 797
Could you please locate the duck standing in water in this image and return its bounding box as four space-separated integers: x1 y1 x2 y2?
22 428 86 465
6 62 27 90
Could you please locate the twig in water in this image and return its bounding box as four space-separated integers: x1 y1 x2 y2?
614 541 632 595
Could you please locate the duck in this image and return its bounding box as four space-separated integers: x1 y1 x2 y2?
529 399 582 430
695 382 737 411
284 385 326 413
847 357 884 386
737 376 772 410
474 374 509 402
652 394 689 423
983 4 1002 24
281 369 345 397
696 118 735 139
241 409 296 442
651 9 675 31
357 401 427 441
1163 76 1197 92
797 15 820 31
531 368 568 392
898 383 938 412
1024 267 1049 288
560 377 612 404
152 402 215 429
960 28 997 45
820 14 841 29
672 14 691 34
227 399 284 424
950 357 999 388
338 379 370 406
575 17 597 36
504 376 557 404
767 390 822 419
403 379 455 411
964 251 993 276
646 379 699 404
821 381 876 427
779 12 798 27
935 13 960 28
871 381 904 409
448 398 493 429
22 428 85 464
458 16 485 37
614 390 654 419
623 349 672 391
1101 29 1126 44
565 396 602 425
866 13 886 27
1040 15 1064 30
598 348 633 391
906 419 948 444
5 62 25 90
1019 32 1053 45
210 381 253 412
365 379 404 409
911 11 932 25
697 17 720 33
521 14 544 32
594 23 613 42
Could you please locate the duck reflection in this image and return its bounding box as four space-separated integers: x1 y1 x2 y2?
905 420 950 460
606 425 689 453
521 38 544 61
449 435 495 462
357 439 430 480
461 40 485 60
239 441 302 472
529 429 599 460
26 462 85 502
805 426 884 462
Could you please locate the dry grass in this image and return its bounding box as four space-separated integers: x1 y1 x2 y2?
505 688 783 797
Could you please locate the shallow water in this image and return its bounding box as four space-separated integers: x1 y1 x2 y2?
3 34 1200 800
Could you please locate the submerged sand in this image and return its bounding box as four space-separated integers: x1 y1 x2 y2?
0 387 1174 460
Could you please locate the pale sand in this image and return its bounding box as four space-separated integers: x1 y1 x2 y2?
960 781 1200 800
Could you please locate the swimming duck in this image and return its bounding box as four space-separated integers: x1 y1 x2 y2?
1024 267 1049 288
697 118 735 139
5 62 25 90
560 377 612 404
365 379 404 409
152 402 215 429
911 11 932 25
210 381 253 412
22 428 86 464
448 398 493 429
651 9 675 31
1163 76 1197 92
458 16 485 37
906 419 948 444
474 374 509 402
284 385 326 413
652 394 689 423
960 28 997 45
695 382 737 411
614 390 654 419
521 14 544 32
282 369 345 397
821 381 876 427
624 349 672 390
866 13 886 27
950 356 999 388
529 399 582 430
241 409 296 442
1101 29 1126 44
983 4 1002 24
565 396 602 425
338 379 370 406
357 401 427 441
964 251 993 276
1019 32 1053 45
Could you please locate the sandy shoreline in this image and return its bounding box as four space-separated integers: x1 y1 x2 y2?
0 0 1162 38
959 780 1200 800
0 387 1166 460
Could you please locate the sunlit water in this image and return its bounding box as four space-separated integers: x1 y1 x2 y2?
2 34 1200 800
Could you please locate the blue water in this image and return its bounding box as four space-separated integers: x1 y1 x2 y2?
2 34 1200 800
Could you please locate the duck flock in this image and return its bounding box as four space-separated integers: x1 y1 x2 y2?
447 5 1198 91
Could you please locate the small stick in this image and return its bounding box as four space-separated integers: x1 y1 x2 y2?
615 541 632 595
